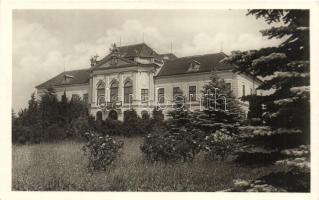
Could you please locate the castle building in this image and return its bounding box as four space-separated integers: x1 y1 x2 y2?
36 43 262 121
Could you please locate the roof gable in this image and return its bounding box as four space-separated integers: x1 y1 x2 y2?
96 43 160 65
93 55 136 70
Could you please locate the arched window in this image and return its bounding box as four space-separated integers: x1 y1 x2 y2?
108 110 118 120
110 80 119 102
96 81 105 105
141 110 150 120
124 80 133 104
96 111 103 121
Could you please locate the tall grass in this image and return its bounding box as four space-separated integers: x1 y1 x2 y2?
12 137 276 191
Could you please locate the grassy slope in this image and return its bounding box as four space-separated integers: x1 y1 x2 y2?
12 137 276 191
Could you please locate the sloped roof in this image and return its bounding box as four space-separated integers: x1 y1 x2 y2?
97 43 160 64
92 43 161 70
159 53 178 60
36 69 90 89
119 43 160 58
91 55 137 71
156 52 235 77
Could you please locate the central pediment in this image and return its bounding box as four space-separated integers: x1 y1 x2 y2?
94 55 137 70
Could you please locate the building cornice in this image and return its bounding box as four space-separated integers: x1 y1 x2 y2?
154 70 233 79
36 83 89 90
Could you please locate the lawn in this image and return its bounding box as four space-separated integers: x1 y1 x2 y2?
12 136 276 191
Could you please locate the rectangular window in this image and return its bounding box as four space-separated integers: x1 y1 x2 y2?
110 87 118 102
173 87 183 101
141 89 149 102
242 85 246 96
250 88 253 95
173 87 180 97
189 86 196 101
124 87 133 104
158 88 164 103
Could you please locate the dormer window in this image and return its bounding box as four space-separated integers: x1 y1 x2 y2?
62 74 74 84
187 60 201 72
154 59 164 65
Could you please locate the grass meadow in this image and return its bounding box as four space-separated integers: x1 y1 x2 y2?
12 136 276 191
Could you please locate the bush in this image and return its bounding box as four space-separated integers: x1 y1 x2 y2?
12 125 33 144
12 124 42 144
202 129 237 161
101 119 125 136
140 128 204 163
151 107 164 123
45 124 67 142
68 116 91 139
82 131 124 172
123 109 151 136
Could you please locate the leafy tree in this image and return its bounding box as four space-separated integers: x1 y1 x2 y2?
223 9 310 192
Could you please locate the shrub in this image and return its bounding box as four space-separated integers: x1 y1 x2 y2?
101 119 125 136
140 128 204 163
202 129 237 161
150 107 165 126
12 125 33 144
12 123 42 144
140 132 180 163
36 123 67 142
123 109 151 136
68 116 91 139
82 131 124 172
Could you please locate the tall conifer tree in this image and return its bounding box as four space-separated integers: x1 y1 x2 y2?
223 10 310 192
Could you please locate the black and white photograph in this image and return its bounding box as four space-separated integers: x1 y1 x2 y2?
1 2 318 197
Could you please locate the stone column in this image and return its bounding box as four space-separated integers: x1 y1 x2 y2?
88 73 93 104
119 73 123 102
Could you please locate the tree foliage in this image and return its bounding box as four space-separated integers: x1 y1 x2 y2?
82 131 124 172
12 90 90 144
222 9 310 192
141 73 243 162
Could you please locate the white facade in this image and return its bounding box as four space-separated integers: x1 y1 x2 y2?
37 84 89 102
36 43 262 121
89 66 156 121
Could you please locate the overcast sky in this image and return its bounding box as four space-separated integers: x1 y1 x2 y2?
12 9 284 111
